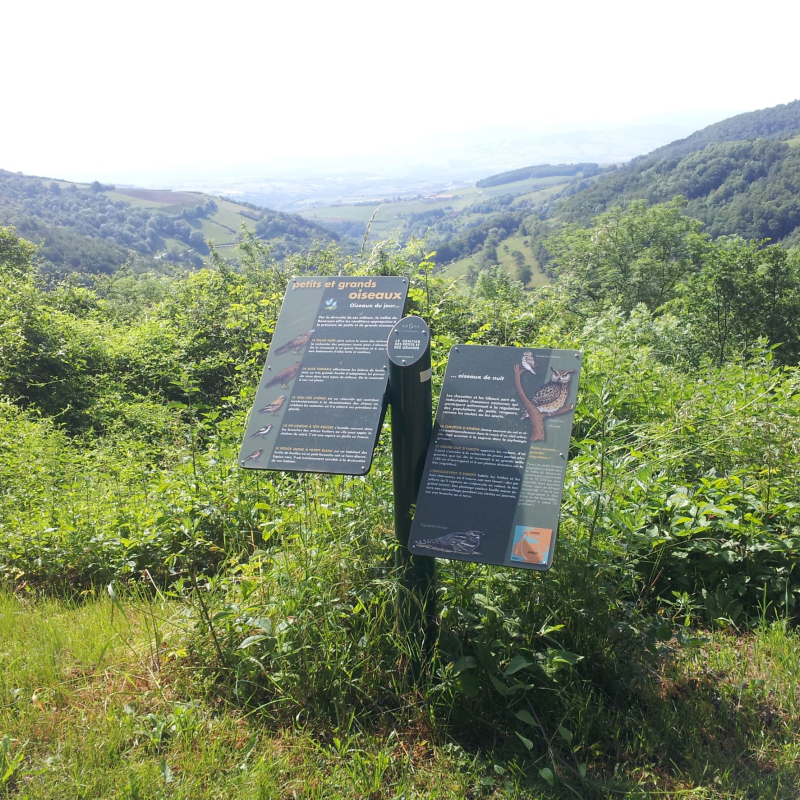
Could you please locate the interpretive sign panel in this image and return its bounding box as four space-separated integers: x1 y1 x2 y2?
408 345 581 570
238 276 408 475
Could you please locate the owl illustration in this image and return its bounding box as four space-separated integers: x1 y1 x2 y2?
530 369 574 415
521 351 537 375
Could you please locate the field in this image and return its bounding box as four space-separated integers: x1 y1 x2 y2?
104 191 263 253
444 234 551 287
298 175 576 243
3 592 800 799
109 189 206 206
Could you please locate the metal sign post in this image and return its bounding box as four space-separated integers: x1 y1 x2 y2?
387 316 436 673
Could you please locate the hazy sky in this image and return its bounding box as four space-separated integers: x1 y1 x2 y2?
3 0 799 183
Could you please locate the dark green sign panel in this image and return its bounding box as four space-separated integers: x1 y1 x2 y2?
238 276 408 474
408 345 581 570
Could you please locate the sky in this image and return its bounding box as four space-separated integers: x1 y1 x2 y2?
3 0 800 184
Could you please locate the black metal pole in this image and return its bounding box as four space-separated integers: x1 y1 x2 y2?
387 316 436 674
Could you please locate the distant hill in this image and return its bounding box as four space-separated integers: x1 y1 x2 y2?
425 100 800 281
645 99 800 161
476 163 605 189
556 115 800 245
0 170 339 280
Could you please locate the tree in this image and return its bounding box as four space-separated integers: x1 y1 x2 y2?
545 197 707 312
678 238 800 365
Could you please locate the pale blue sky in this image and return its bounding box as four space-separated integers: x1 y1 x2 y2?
3 0 799 183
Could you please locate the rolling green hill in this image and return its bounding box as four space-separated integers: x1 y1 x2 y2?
0 170 339 280
423 100 800 286
299 168 600 287
555 100 800 244
645 99 800 161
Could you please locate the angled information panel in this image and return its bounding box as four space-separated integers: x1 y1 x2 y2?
409 345 581 570
238 276 408 475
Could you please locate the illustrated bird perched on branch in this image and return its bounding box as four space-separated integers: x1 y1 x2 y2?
273 329 315 356
240 448 264 465
250 424 273 438
264 362 301 389
530 369 574 415
521 351 537 375
257 395 286 415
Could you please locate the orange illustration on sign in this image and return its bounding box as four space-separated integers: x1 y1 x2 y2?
511 527 553 564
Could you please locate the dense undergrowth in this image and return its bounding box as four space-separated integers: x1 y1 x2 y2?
2 205 800 796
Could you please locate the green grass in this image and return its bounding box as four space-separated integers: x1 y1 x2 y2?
0 593 508 799
101 191 265 251
445 235 551 288
478 175 570 199
299 176 573 231
3 592 800 799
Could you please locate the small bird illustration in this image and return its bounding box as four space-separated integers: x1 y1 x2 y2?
257 395 286 415
240 448 264 465
530 369 574 415
264 361 302 389
521 351 537 375
250 424 273 438
415 530 483 555
273 329 315 356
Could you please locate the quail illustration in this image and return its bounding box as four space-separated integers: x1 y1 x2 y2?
273 329 315 356
240 448 264 465
415 530 483 555
257 395 286 415
249 424 273 438
264 361 302 389
530 369 574 415
521 351 537 375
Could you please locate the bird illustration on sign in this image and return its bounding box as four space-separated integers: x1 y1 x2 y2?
521 351 537 375
249 424 273 439
273 329 315 356
264 361 302 389
257 395 286 415
514 361 576 442
240 448 264 465
415 530 484 555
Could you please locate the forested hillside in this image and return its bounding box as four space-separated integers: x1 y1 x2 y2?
647 99 800 161
557 136 800 243
0 170 339 280
428 100 800 281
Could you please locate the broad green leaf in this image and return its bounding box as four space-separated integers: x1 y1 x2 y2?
238 634 271 649
451 656 477 675
457 672 480 696
539 766 555 785
515 732 534 750
489 674 511 696
515 709 536 726
548 649 582 665
504 655 532 675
